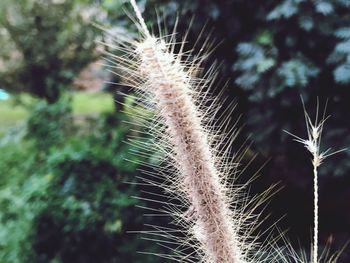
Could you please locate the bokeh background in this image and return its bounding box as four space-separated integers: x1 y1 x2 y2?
0 0 349 262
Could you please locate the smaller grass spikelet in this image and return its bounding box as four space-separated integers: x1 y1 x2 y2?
285 98 347 263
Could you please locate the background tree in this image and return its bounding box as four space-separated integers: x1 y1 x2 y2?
0 0 98 103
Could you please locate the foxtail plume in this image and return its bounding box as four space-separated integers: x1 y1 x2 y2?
101 0 275 262
129 0 244 261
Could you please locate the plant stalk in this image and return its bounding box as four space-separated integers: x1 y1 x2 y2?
313 165 318 263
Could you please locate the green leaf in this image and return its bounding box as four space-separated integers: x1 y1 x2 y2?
299 16 314 31
257 58 276 73
335 40 350 53
315 1 334 15
256 31 273 45
335 27 350 39
334 64 350 83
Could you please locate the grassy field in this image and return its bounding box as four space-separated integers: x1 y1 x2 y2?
0 92 114 133
71 91 114 114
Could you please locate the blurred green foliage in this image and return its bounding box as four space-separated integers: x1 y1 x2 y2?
233 0 350 99
31 113 148 263
0 171 50 263
0 139 50 262
0 105 163 262
26 97 73 151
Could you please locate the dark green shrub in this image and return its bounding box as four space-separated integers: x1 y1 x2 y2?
26 97 73 151
1 96 164 262
30 112 163 263
34 146 138 262
0 142 36 186
0 141 50 263
0 174 50 263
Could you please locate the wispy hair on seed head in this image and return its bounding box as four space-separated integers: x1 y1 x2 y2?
101 1 281 262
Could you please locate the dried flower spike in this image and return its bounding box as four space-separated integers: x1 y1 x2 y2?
285 98 346 263
100 0 279 262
